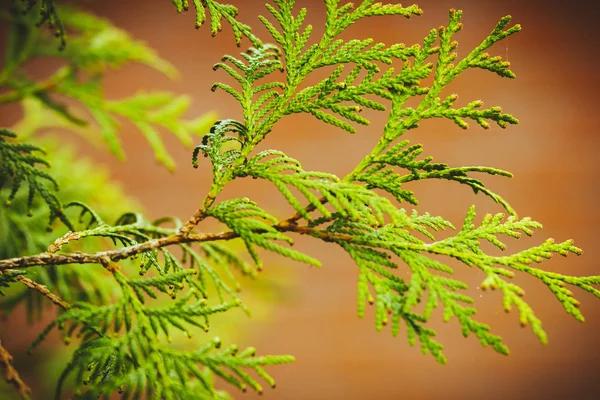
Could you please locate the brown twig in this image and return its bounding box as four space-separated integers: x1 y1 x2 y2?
0 343 32 400
0 222 370 272
46 231 82 254
15 275 69 309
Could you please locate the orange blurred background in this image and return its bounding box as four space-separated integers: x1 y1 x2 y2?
3 0 600 399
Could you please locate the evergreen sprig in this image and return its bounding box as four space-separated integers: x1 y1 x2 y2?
1 1 598 399
323 205 586 361
238 150 400 226
356 139 515 213
19 206 292 398
0 129 70 227
171 0 261 46
206 197 321 268
1 5 212 170
30 267 290 399
211 44 284 136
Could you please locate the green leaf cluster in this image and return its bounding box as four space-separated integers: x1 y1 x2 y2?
171 0 261 46
197 0 595 364
1 1 599 400
1 4 214 170
0 128 67 226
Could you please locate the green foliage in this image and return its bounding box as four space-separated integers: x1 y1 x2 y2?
0 270 25 296
30 267 291 399
200 0 593 363
1 4 213 170
20 205 292 398
356 139 516 213
207 198 321 268
10 0 65 49
0 129 69 227
238 150 399 225
1 1 599 400
0 137 140 320
171 0 261 46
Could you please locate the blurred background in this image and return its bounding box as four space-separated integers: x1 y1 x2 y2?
2 0 600 399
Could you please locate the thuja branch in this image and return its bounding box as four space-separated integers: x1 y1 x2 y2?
0 231 233 271
0 222 360 271
0 220 590 291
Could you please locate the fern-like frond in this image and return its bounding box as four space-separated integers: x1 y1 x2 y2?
433 207 594 327
343 235 448 362
31 268 290 399
1 6 214 170
356 139 515 214
171 0 261 46
315 206 592 362
262 0 421 73
55 334 292 399
31 6 176 76
0 129 71 228
398 250 509 355
255 1 424 133
238 150 402 226
212 44 285 135
379 9 520 143
207 198 321 268
54 74 207 170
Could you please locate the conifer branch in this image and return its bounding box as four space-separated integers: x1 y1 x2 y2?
171 0 262 46
1 5 213 170
0 128 71 228
1 1 597 397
